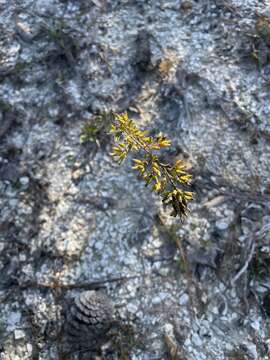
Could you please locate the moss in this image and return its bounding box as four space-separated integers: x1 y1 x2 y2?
0 99 11 112
80 111 113 144
256 15 270 43
46 21 80 64
46 20 69 42
111 322 139 359
250 247 270 279
225 347 250 360
66 153 76 166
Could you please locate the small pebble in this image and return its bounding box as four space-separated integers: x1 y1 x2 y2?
19 176 29 187
192 333 203 347
26 343 33 354
14 329 25 340
215 219 229 231
179 293 189 306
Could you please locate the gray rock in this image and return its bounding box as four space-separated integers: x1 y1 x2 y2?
215 219 229 231
179 293 189 306
0 163 20 182
14 329 25 340
192 333 203 347
19 176 29 187
7 311 22 331
242 204 264 222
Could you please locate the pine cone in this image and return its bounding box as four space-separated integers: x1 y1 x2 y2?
65 290 115 350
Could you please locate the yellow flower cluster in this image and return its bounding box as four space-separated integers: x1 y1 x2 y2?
110 112 193 219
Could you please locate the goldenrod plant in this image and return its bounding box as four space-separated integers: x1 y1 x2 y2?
110 112 193 219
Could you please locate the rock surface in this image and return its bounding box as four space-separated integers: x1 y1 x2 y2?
0 0 270 359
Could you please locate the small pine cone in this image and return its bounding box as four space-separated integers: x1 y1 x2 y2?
65 290 115 351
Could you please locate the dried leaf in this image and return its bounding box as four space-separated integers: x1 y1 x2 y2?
164 334 187 360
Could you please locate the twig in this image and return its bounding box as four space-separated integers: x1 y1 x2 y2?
18 275 141 291
231 223 270 286
174 237 197 318
217 292 228 316
0 112 16 139
231 240 256 285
